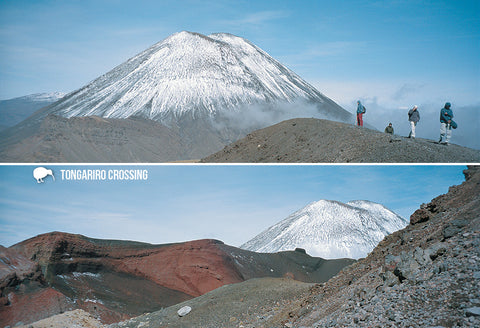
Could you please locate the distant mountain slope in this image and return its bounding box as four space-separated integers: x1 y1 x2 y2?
202 118 480 163
0 93 64 130
241 199 408 259
0 232 353 327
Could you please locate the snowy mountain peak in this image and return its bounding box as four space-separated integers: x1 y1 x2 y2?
34 31 351 125
241 199 408 259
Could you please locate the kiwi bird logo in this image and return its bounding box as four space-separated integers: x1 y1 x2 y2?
33 167 55 183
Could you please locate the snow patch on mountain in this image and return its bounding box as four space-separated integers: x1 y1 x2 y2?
21 92 66 102
1 92 65 102
38 31 351 126
241 200 408 259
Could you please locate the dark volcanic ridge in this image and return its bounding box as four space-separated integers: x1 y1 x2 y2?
202 118 480 163
0 232 353 327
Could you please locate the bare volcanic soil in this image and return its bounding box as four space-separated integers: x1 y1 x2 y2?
0 114 244 163
202 118 480 163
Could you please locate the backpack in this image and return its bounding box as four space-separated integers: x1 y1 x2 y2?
362 106 366 114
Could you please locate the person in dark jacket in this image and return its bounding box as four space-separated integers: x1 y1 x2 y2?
439 102 453 144
356 100 366 126
384 123 394 134
408 105 420 138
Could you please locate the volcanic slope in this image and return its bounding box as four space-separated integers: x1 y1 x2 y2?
0 115 228 162
0 31 351 162
119 166 479 328
201 118 480 163
241 200 408 259
0 233 353 327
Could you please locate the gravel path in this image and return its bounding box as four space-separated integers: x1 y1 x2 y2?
109 278 316 328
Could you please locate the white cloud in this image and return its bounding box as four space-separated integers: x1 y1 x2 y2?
303 41 368 58
222 10 289 27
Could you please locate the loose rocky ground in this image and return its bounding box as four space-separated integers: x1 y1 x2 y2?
3 115 479 163
109 278 315 328
17 309 104 328
202 118 480 163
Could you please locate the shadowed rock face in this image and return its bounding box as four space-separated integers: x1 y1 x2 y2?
1 232 353 327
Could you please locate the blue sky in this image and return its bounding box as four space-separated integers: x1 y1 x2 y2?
0 164 467 248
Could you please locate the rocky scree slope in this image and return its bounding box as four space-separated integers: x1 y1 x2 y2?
0 234 353 327
16 309 104 328
109 278 317 328
202 118 480 163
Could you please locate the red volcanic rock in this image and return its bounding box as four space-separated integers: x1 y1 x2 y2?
112 239 244 297
0 246 41 288
0 287 72 327
13 234 242 297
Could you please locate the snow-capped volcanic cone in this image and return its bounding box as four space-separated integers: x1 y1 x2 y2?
241 200 408 259
29 31 351 125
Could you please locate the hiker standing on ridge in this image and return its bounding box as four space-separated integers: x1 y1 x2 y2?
439 102 454 145
356 100 366 126
408 105 420 138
